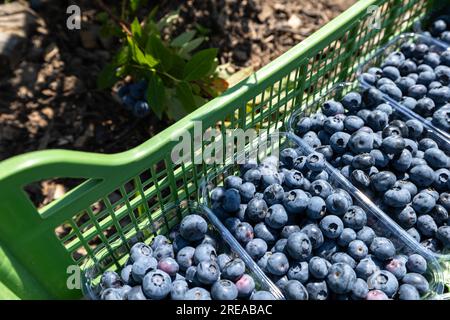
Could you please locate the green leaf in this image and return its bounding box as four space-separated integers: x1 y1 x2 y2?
97 64 119 89
179 37 205 58
127 36 158 68
145 34 173 71
112 46 130 65
171 31 196 47
183 48 218 81
176 81 197 113
146 74 166 119
131 18 142 40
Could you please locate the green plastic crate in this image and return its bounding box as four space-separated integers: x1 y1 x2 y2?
0 0 443 299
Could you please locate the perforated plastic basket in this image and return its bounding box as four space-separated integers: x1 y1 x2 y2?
0 0 443 299
356 33 450 149
200 132 445 299
81 201 284 300
287 82 450 261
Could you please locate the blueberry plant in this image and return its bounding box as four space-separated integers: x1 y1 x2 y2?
96 1 228 119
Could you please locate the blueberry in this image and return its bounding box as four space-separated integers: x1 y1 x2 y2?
194 244 217 264
361 72 378 85
133 101 150 118
180 214 208 242
222 258 245 281
399 59 417 75
238 182 256 203
402 273 429 294
370 171 396 193
417 214 438 238
348 131 374 154
392 149 413 172
322 100 344 116
263 204 288 230
398 284 420 300
101 271 123 289
306 196 327 220
412 192 436 214
267 252 289 276
101 288 124 300
310 179 333 199
331 252 356 269
384 256 407 280
243 168 262 186
326 263 357 294
184 287 211 300
400 42 415 58
283 280 308 300
130 242 153 263
351 278 369 300
304 281 328 300
366 289 389 300
405 254 427 274
153 243 174 261
271 238 287 254
250 291 275 300
356 226 376 246
424 148 448 169
319 215 344 240
370 150 390 168
157 257 179 277
296 117 312 135
150 235 170 251
315 239 338 260
245 238 268 260
408 84 427 99
142 270 171 300
120 265 135 286
396 76 416 94
263 184 284 206
395 206 417 228
225 217 241 234
131 256 158 283
343 206 367 231
367 270 398 298
382 52 405 68
246 197 268 222
401 96 418 110
379 83 402 101
234 274 255 298
281 225 301 239
409 164 435 188
355 257 379 280
384 186 412 208
337 228 357 247
307 256 329 279
346 239 368 261
261 168 284 189
210 280 238 300
125 285 147 300
434 169 450 192
282 189 309 214
254 222 277 245
436 226 450 247
287 261 309 283
195 260 220 285
430 204 449 225
325 193 350 216
286 232 312 261
169 279 189 300
342 92 362 111
370 237 395 261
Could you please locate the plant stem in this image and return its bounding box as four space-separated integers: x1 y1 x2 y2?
95 0 132 36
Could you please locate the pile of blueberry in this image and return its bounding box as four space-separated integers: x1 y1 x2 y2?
97 213 275 300
117 80 151 118
209 148 432 300
425 15 450 44
360 37 450 131
291 87 450 254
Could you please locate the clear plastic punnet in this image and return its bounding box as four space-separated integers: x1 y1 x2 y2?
81 201 285 300
356 33 450 151
200 132 445 300
287 82 450 261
